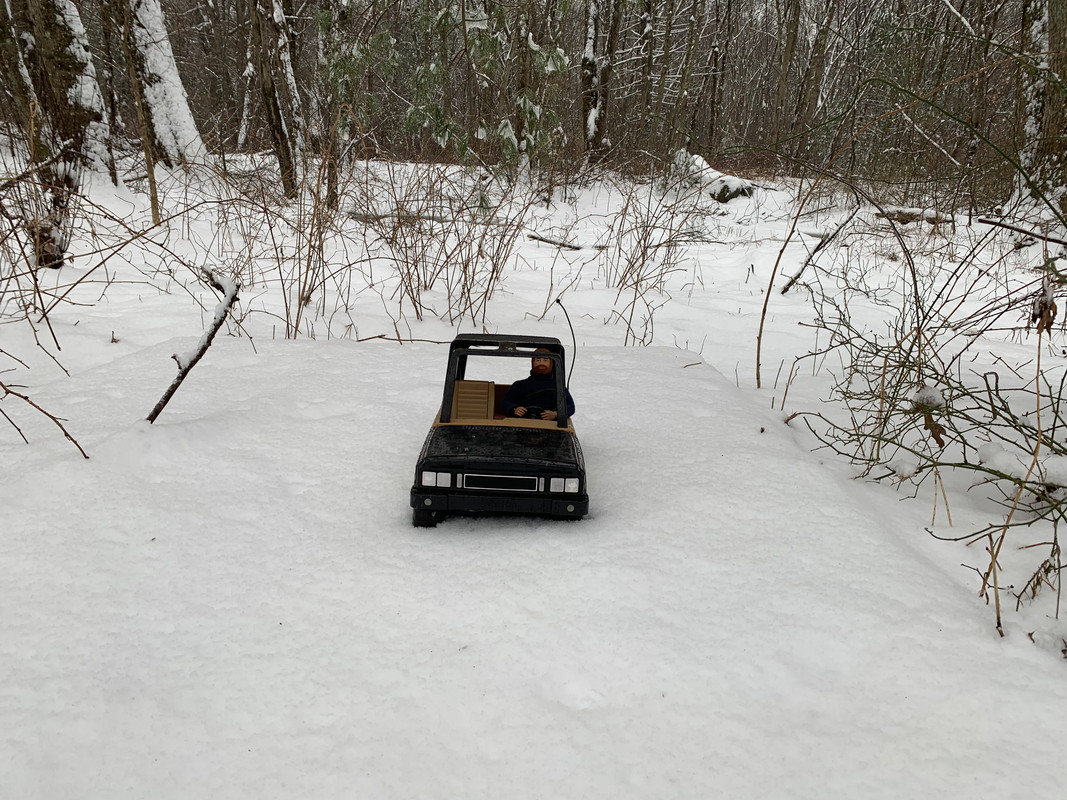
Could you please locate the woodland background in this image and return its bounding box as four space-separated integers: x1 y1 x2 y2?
2 0 1065 219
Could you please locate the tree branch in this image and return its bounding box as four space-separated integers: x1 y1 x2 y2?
0 380 89 458
146 270 241 423
978 218 1067 247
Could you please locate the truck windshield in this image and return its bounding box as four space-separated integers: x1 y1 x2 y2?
462 355 544 386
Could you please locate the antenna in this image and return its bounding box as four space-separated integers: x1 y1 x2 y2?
555 297 576 386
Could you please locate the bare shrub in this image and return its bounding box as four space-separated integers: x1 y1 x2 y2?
793 204 1066 632
352 161 532 327
601 172 721 345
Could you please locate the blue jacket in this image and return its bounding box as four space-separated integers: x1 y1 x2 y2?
502 372 576 417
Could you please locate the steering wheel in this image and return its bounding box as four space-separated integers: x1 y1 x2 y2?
515 406 546 419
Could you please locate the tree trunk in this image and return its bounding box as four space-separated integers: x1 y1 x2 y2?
123 0 207 167
651 0 677 137
699 0 733 152
6 0 113 267
98 0 121 185
772 0 802 149
0 0 46 164
582 0 622 159
671 0 705 152
247 0 304 197
637 0 655 147
791 0 836 164
1036 0 1066 215
581 0 601 154
116 0 161 223
10 0 113 176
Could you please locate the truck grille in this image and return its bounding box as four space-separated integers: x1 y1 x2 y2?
463 474 539 492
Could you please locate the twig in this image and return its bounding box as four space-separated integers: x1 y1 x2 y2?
780 204 860 294
0 380 89 458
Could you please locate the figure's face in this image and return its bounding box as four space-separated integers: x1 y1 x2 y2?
531 356 553 374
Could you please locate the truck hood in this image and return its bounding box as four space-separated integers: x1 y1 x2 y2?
422 426 582 467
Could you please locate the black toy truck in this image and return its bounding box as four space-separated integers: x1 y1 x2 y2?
410 334 588 527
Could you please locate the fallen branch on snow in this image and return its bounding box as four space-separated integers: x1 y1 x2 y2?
146 269 240 424
527 233 583 251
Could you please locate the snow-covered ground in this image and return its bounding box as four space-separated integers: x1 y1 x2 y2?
2 163 1065 798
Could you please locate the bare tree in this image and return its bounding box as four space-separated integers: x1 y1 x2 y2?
247 0 305 196
695 0 732 153
772 0 802 149
582 0 623 159
789 0 836 163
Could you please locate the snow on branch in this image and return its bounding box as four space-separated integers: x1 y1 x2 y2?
146 269 240 424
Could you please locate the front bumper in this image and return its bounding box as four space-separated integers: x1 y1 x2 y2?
410 487 588 518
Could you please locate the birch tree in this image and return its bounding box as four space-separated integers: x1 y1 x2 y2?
123 0 208 167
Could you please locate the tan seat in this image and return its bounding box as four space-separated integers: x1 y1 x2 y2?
451 380 494 420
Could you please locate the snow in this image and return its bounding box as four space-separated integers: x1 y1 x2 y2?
670 150 754 200
912 385 944 409
465 14 488 33
2 162 1067 798
11 340 1063 798
586 104 599 141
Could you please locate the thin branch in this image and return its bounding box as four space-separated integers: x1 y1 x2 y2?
0 380 89 458
977 218 1067 248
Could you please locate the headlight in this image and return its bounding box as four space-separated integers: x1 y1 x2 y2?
421 471 451 488
550 477 580 493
